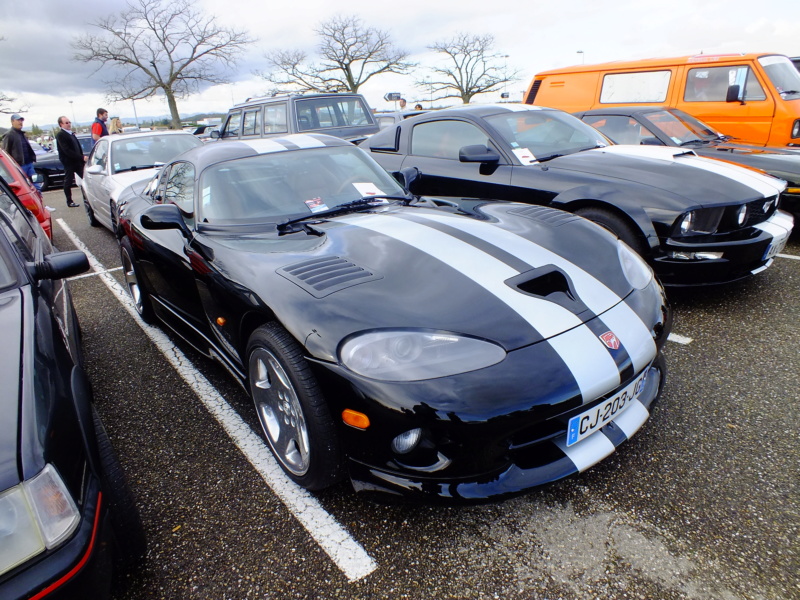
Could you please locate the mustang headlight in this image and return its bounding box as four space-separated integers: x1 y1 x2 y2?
340 330 506 381
0 465 80 577
617 240 653 290
676 208 724 235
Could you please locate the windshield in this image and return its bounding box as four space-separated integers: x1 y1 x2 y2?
642 109 721 144
110 134 202 174
759 55 800 98
485 110 609 163
198 145 406 224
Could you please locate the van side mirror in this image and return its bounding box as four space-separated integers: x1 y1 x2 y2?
726 84 741 103
459 145 500 164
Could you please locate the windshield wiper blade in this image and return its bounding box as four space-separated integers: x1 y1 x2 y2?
679 139 708 146
277 196 408 232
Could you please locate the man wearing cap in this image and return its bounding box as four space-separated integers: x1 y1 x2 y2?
1 114 38 189
56 116 84 207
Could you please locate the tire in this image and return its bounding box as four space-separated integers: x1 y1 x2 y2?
119 236 155 323
39 172 50 192
92 406 147 574
83 189 99 227
247 323 343 490
575 206 646 255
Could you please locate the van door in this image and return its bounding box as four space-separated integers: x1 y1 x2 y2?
679 63 775 145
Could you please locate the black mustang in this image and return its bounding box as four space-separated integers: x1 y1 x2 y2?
574 105 800 220
360 104 793 286
116 134 671 502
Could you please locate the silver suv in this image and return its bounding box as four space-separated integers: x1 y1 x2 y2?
213 93 379 144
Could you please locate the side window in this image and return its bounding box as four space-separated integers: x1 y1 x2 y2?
411 121 490 159
600 71 671 103
242 109 262 136
90 139 109 169
163 162 195 216
264 103 288 134
583 115 645 145
685 66 766 102
0 187 39 258
222 112 242 138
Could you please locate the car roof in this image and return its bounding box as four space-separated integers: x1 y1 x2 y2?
421 104 554 119
578 107 667 116
230 93 359 110
175 133 355 172
104 130 198 142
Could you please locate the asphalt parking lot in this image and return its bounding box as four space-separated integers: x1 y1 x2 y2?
43 189 799 600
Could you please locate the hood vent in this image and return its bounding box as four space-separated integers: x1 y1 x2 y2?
507 265 590 315
278 256 382 298
508 205 581 226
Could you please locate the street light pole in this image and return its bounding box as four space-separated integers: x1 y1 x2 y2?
577 50 585 64
69 100 76 128
131 99 140 127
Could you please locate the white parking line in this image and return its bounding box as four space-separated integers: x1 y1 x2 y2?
56 219 378 583
68 266 122 280
777 253 800 260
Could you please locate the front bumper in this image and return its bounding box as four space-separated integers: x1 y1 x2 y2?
654 210 794 286
348 354 666 502
0 480 113 600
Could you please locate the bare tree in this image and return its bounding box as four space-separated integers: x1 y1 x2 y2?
0 38 26 115
263 15 414 93
422 33 519 104
73 0 253 128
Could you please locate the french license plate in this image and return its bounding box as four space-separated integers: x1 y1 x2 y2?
763 235 788 261
566 371 648 446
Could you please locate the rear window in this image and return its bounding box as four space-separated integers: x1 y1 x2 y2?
600 71 671 103
294 97 373 131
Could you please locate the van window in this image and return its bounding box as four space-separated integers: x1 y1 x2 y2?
684 66 766 102
411 121 490 159
264 103 288 134
222 111 242 138
242 109 262 136
600 71 671 103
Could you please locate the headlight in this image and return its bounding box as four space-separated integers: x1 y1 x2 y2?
617 240 653 290
675 208 723 235
0 465 80 577
340 330 506 381
792 119 800 139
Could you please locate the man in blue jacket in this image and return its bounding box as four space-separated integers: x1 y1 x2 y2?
1 114 39 189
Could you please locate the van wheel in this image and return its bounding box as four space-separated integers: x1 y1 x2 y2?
575 207 645 255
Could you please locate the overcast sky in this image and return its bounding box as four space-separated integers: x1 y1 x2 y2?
2 0 799 128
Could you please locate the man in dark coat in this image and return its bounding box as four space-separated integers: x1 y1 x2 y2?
1 114 38 189
56 116 85 207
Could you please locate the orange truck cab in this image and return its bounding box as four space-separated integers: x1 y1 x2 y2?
525 53 800 148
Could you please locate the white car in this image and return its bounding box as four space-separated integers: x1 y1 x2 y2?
78 131 202 232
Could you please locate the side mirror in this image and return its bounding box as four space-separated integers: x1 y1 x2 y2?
726 84 741 103
210 130 221 139
392 167 421 194
86 164 104 175
640 137 665 146
30 250 90 281
140 203 192 238
459 145 500 164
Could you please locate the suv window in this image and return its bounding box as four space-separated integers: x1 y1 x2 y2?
242 109 262 136
222 111 242 138
264 103 288 134
295 97 372 130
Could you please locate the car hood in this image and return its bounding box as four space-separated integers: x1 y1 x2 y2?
695 144 800 186
110 169 161 195
550 145 785 205
205 202 647 357
0 289 23 489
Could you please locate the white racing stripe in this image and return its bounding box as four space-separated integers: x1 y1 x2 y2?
239 138 291 154
555 428 615 472
611 398 650 440
593 145 785 197
341 213 622 401
56 219 377 583
400 211 657 376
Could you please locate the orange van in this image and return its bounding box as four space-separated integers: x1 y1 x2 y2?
525 53 800 148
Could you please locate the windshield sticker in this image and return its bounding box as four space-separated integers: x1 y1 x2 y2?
114 163 121 171
305 198 329 213
512 147 538 164
352 182 385 197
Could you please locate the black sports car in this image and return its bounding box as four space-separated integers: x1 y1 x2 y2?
360 104 794 286
33 135 94 191
0 177 144 597
116 133 671 502
574 106 800 220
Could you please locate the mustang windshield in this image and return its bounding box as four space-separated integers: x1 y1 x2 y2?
642 109 722 145
485 110 609 163
198 145 407 224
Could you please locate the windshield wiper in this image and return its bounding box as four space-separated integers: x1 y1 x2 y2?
116 164 158 173
679 139 708 146
277 196 408 233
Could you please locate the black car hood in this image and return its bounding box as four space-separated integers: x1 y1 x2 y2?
549 145 785 206
695 143 800 186
205 202 640 358
0 289 23 489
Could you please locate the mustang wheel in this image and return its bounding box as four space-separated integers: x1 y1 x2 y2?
38 172 50 192
247 323 343 490
83 189 99 227
120 237 155 323
576 206 645 255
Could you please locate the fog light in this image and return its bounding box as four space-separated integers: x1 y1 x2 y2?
391 428 422 454
736 205 748 226
669 251 723 260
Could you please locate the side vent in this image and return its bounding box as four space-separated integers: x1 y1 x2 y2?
278 256 382 298
507 265 590 315
508 205 581 226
